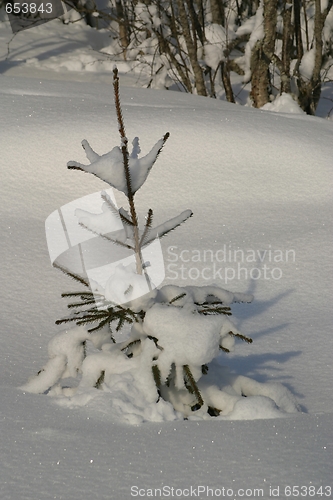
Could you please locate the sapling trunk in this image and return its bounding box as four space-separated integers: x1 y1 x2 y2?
113 66 144 275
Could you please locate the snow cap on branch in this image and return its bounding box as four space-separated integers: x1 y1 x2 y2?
156 284 253 306
67 135 168 196
104 262 157 311
74 196 192 250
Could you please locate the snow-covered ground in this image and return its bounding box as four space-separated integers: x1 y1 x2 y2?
1 15 333 500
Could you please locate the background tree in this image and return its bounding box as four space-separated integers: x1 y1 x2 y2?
2 0 332 113
250 0 278 108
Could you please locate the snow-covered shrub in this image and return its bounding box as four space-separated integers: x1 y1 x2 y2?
20 68 299 423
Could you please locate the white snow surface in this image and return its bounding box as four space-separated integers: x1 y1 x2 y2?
261 93 306 115
0 22 333 498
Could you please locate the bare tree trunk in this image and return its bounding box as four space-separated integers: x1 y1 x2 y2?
154 0 193 92
221 62 235 102
293 0 303 64
176 0 207 95
210 0 224 25
116 0 130 59
280 0 292 94
250 0 278 107
297 0 333 114
185 0 205 45
310 0 325 112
